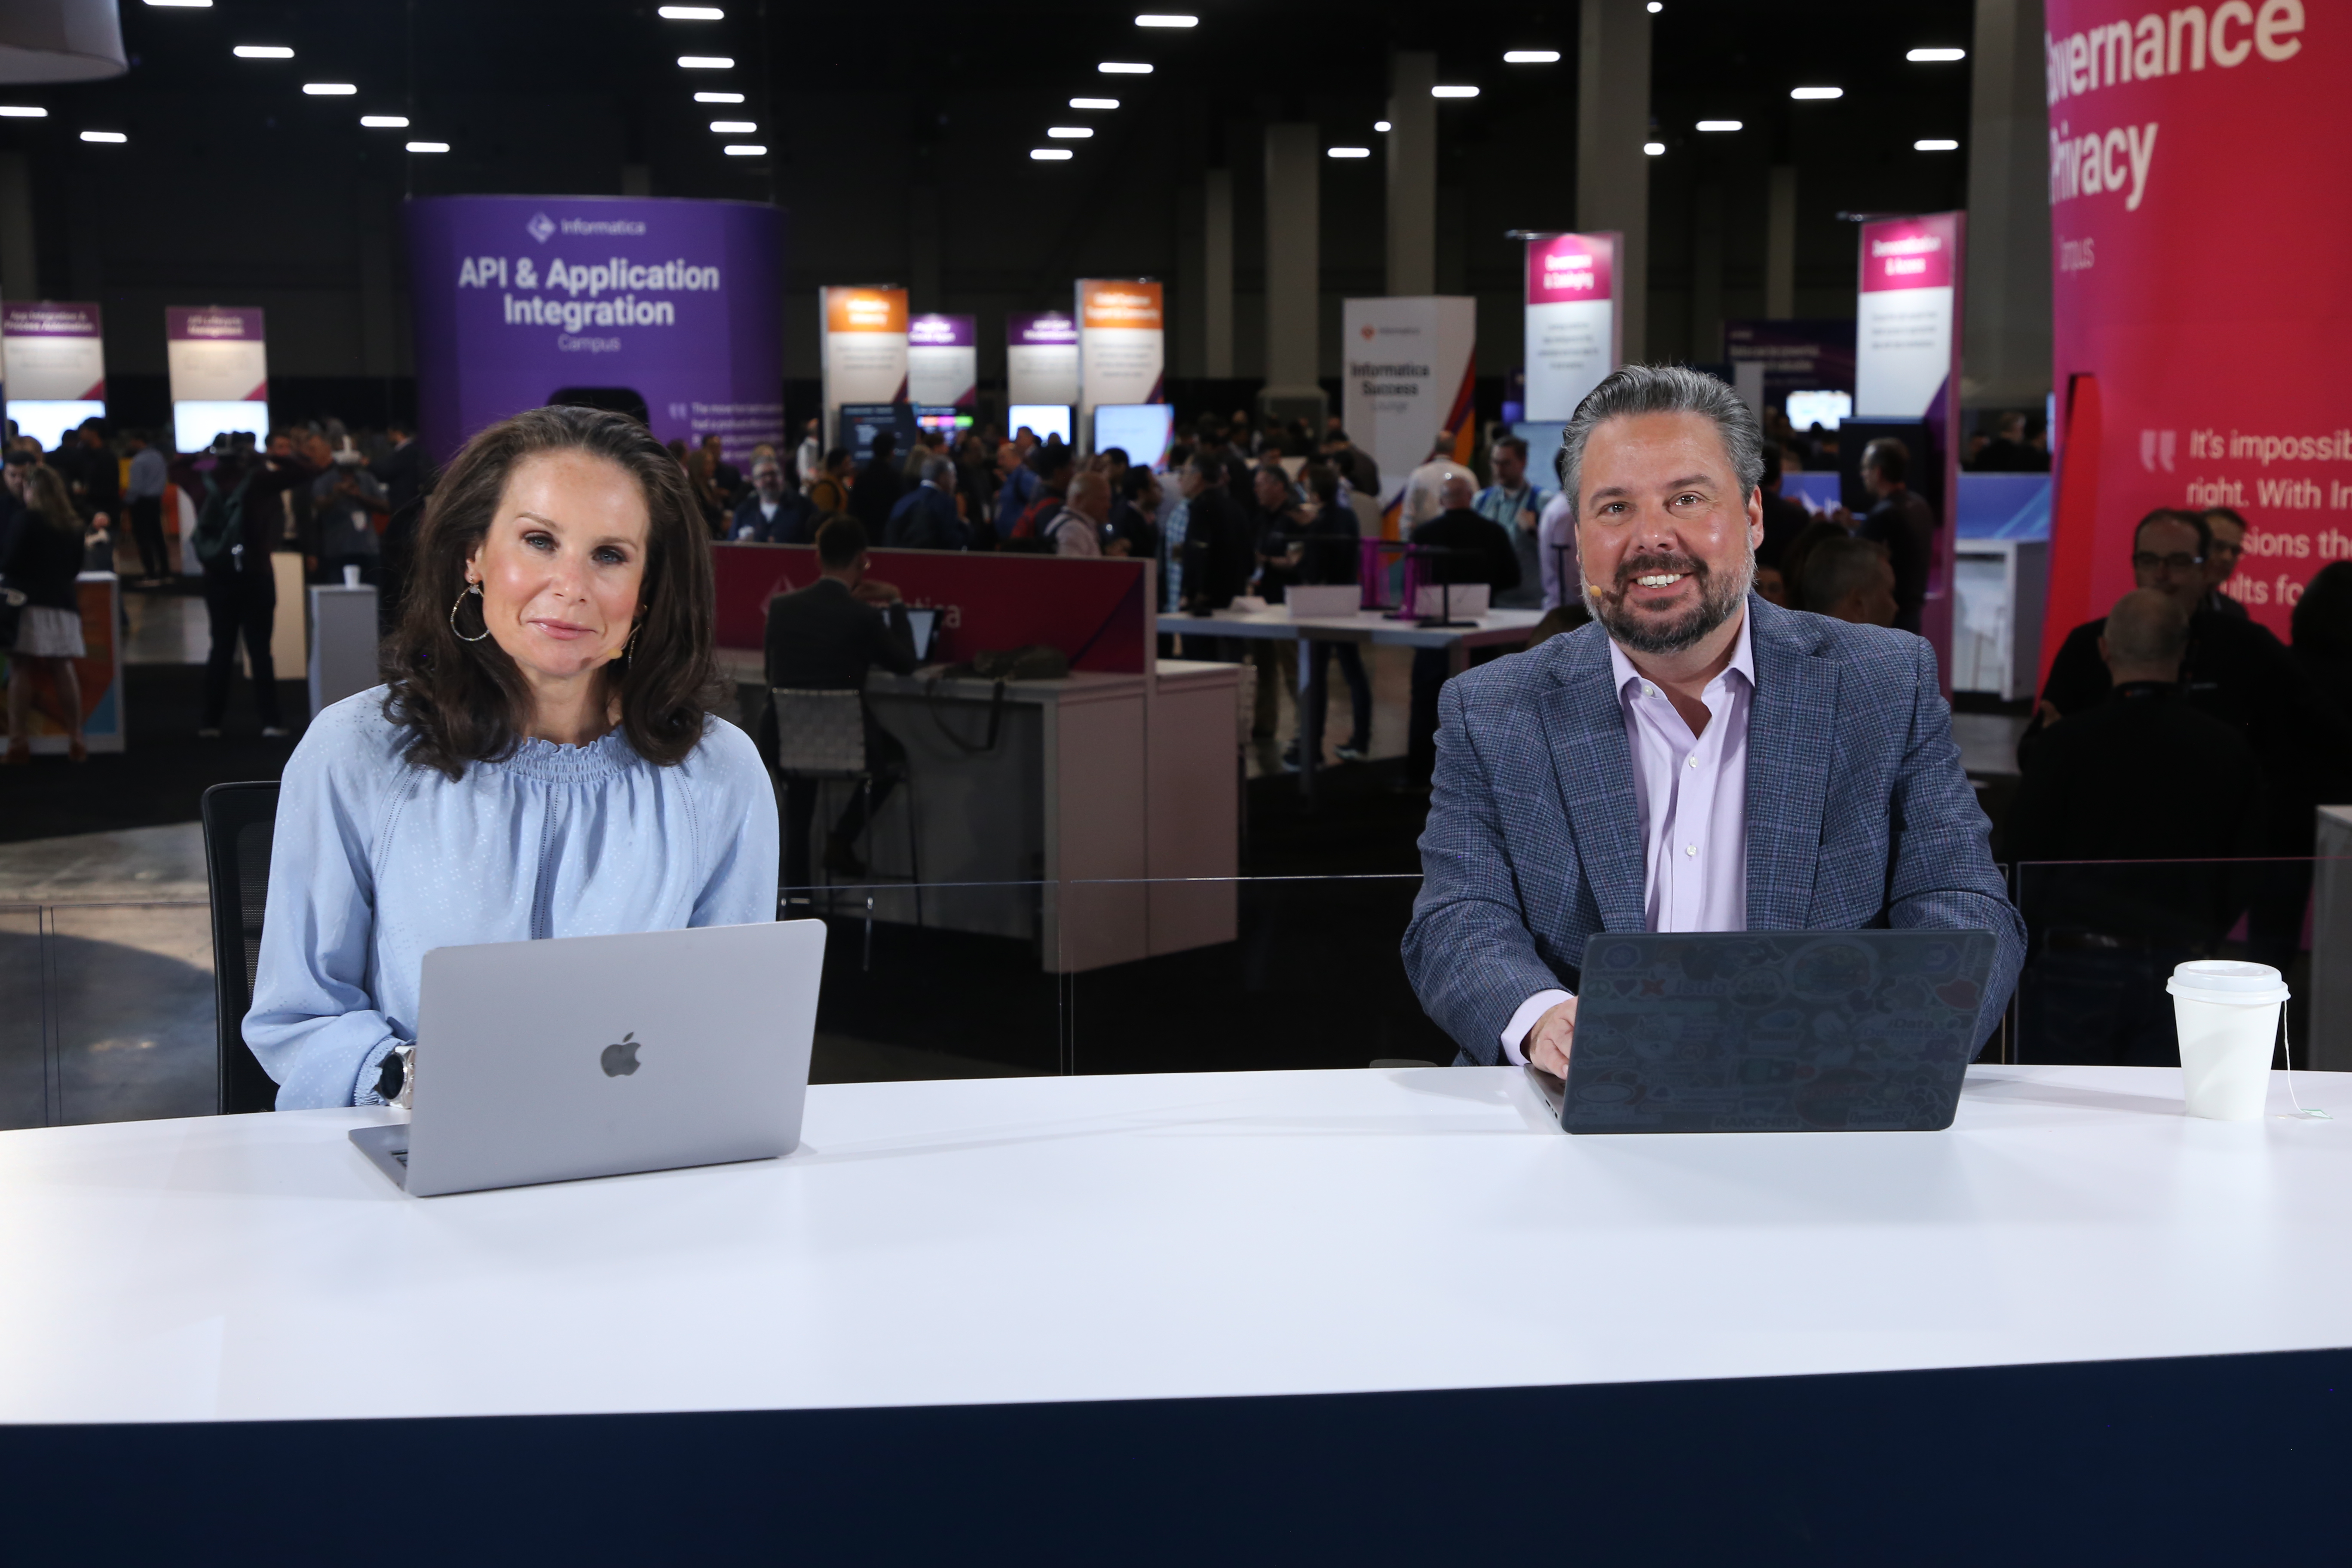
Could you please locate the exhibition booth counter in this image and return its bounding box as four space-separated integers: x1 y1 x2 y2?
713 545 1238 972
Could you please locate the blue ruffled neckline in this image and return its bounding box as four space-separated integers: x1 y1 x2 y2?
492 726 639 783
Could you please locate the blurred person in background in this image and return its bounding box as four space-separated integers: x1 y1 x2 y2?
764 516 916 892
2293 560 2352 723
2199 506 2252 619
124 428 169 582
884 456 967 550
1043 470 1109 557
990 440 1040 539
849 432 903 532
700 434 743 510
1754 444 1810 573
2009 589 2264 1066
2035 508 2349 980
372 421 426 516
193 432 321 738
793 418 823 489
805 447 853 517
1853 437 1934 634
1292 463 1372 766
64 418 118 524
312 438 388 585
2 464 91 763
1107 466 1162 562
732 455 812 542
1536 487 1579 611
1475 435 1553 609
1176 452 1250 616
1322 428 1380 496
1404 473 1522 784
1800 536 1898 627
1400 433 1475 533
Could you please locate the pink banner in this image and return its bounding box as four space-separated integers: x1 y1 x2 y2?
1525 233 1613 305
2042 0 2341 655
1859 216 1957 293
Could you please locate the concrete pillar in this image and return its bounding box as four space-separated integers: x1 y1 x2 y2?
1690 183 1724 363
1262 122 1321 407
1204 168 1234 377
1577 0 1651 358
0 153 35 301
1765 165 1797 319
1385 51 1435 297
1962 0 2053 409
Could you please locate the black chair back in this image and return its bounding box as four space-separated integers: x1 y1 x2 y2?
200 782 282 1115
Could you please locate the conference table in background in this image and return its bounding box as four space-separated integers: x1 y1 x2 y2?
1158 603 1547 801
6 1063 2350 1557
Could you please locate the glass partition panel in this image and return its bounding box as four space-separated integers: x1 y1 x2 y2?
0 904 48 1130
2010 857 2319 1068
795 879 1064 1082
1058 875 1460 1075
45 901 216 1126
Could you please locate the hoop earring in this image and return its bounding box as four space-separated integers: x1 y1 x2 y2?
621 623 642 665
449 582 490 643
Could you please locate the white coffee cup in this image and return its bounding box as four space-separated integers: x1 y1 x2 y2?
2167 960 2290 1121
342 564 362 588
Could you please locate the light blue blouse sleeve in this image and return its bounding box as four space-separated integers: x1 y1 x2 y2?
243 698 407 1109
687 716 781 929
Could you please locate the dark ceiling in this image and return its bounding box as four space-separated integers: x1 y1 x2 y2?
0 0 1983 411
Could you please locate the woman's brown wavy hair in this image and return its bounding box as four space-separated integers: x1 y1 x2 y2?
380 405 720 778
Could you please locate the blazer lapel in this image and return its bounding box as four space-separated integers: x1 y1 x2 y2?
1743 596 1840 930
1540 631 1648 933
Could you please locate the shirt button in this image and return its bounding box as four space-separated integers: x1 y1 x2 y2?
1685 844 1697 857
1687 756 1698 768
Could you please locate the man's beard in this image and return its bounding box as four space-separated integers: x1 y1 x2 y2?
1590 545 1754 655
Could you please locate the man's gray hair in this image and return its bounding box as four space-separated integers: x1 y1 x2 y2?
922 455 955 484
1555 364 1766 511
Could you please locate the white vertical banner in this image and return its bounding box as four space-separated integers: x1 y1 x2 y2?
1007 312 1080 408
1075 279 1164 456
165 306 268 453
1522 231 1620 421
905 313 977 409
1341 295 1476 527
2 302 106 450
818 285 908 448
1854 215 1960 419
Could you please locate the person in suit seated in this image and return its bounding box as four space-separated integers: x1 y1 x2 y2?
883 456 967 550
730 454 812 543
1402 364 2024 1070
2008 589 2265 1066
763 517 918 895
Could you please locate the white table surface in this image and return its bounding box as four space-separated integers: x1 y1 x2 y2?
4 1064 2349 1426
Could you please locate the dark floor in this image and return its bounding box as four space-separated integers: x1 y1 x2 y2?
2 665 314 844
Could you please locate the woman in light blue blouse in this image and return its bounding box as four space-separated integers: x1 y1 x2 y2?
248 405 779 1109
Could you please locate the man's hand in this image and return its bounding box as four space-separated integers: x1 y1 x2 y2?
1525 997 1578 1075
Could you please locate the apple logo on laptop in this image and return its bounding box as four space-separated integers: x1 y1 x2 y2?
600 1032 643 1078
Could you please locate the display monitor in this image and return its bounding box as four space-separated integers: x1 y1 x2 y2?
914 405 974 435
7 399 107 453
1092 404 1175 472
1007 404 1072 445
1785 389 1853 432
171 400 269 455
838 402 918 468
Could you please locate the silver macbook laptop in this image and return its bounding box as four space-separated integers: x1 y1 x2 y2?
349 919 827 1196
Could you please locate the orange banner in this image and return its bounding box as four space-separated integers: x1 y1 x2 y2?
823 286 908 334
1079 280 1163 330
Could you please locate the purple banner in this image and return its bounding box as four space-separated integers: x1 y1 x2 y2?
404 195 786 465
1009 311 1077 346
2 302 101 337
908 313 974 348
166 306 264 343
1723 319 1857 399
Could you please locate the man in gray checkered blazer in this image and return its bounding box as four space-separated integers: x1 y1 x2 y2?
1403 366 2024 1070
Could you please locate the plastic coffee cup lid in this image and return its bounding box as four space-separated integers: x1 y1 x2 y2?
2167 959 2290 1006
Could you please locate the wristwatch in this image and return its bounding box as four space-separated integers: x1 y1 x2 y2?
373 1044 415 1109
